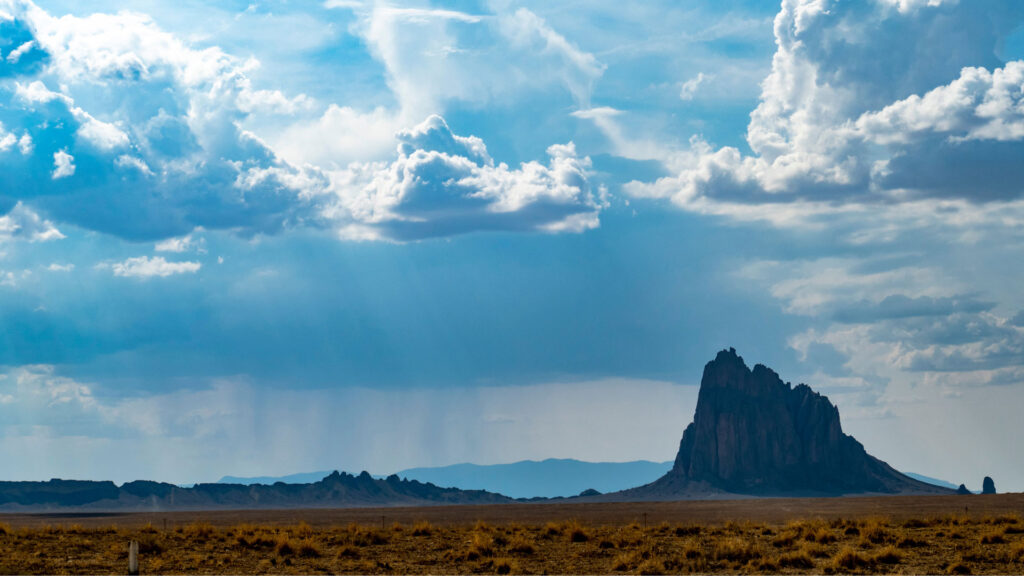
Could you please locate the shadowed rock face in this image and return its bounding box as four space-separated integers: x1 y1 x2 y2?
983 477 996 495
618 348 953 499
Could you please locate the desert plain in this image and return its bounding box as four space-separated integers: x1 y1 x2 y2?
1 493 1023 574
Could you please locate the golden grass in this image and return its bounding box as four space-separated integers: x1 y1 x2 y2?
0 513 1022 574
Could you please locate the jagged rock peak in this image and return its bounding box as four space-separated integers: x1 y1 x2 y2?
661 348 949 496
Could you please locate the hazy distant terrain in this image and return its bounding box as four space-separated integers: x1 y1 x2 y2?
220 464 958 498
221 459 674 499
903 473 959 491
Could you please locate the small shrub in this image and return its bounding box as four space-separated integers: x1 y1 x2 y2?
681 541 702 560
636 557 666 575
980 529 1006 544
351 526 389 546
896 536 928 548
183 522 215 541
805 526 837 544
293 522 314 538
778 550 815 569
296 539 321 558
986 514 1021 525
337 545 360 559
674 524 700 537
597 539 615 549
275 537 295 556
544 521 563 536
712 538 760 563
859 518 892 545
492 557 516 575
772 531 797 548
411 521 433 536
507 533 535 555
830 546 873 572
946 560 972 575
467 531 495 560
872 545 902 565
136 535 163 555
745 557 780 573
612 552 634 571
569 527 590 543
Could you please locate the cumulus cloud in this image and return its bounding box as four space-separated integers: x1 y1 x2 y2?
0 1 325 240
108 256 201 278
326 115 602 241
0 0 606 243
616 0 1024 221
0 201 62 242
50 149 73 179
276 4 605 168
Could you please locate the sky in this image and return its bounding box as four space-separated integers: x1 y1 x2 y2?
0 0 1022 492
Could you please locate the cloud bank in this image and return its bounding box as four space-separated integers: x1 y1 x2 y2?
0 0 603 242
622 0 1024 221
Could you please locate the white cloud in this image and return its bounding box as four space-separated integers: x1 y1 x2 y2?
679 72 708 101
0 202 63 243
323 0 363 8
326 115 602 241
46 263 74 272
51 149 74 179
273 105 405 168
0 0 607 242
618 0 1024 223
154 233 206 254
108 256 201 278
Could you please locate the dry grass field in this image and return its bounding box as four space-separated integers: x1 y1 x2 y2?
1 494 1023 574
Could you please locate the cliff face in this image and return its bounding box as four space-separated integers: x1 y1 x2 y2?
620 349 952 499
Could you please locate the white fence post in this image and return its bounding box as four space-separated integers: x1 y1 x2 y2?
128 540 139 575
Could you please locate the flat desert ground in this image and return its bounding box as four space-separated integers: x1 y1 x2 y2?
1 493 1023 574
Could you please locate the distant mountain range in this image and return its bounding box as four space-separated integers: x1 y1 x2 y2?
221 459 674 499
0 472 510 511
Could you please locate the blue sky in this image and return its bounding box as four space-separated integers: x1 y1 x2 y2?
0 0 1023 493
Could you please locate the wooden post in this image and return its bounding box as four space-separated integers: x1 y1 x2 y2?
128 540 139 575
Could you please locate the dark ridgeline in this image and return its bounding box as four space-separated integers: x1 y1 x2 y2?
0 472 510 511
613 348 953 499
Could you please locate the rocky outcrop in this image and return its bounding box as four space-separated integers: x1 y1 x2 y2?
618 349 954 499
0 471 512 511
982 477 996 495
957 484 972 495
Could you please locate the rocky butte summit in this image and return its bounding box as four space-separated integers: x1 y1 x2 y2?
615 348 953 500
